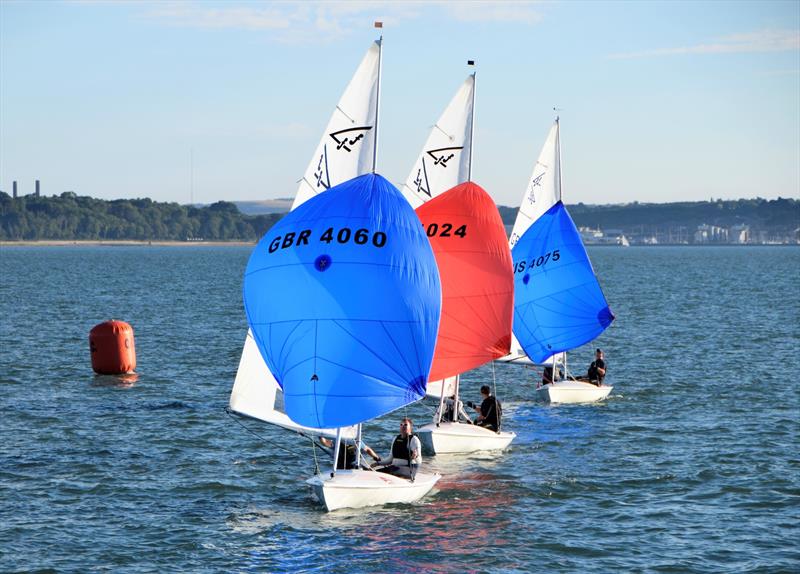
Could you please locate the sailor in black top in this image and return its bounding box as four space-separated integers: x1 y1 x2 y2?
472 385 501 431
586 348 607 386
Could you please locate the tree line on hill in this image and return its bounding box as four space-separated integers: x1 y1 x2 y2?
0 192 282 241
1 191 797 241
498 197 798 232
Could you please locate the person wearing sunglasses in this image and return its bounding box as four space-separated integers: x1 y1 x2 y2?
374 417 422 482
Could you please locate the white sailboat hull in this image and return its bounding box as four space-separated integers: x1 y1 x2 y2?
306 469 441 512
535 380 612 404
417 421 516 454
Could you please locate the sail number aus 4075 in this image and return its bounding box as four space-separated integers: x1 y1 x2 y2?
425 223 467 238
514 249 560 274
269 227 387 253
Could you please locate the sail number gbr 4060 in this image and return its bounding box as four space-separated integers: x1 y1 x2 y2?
268 227 387 253
513 249 560 274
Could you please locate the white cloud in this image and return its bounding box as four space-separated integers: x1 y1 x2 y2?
610 29 800 59
141 1 543 42
141 1 422 42
443 1 543 24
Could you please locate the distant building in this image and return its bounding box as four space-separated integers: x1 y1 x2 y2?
579 226 630 246
694 224 728 244
35 180 40 197
729 224 750 244
13 181 18 198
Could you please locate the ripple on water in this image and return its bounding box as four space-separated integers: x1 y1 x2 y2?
1 246 798 573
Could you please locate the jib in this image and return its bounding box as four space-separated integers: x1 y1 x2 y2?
269 229 312 253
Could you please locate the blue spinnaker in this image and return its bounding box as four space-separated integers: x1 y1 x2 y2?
511 201 614 364
243 173 442 429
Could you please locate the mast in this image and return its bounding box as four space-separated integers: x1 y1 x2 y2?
467 60 476 182
453 60 475 410
554 116 563 368
555 116 562 202
355 423 363 469
331 427 342 477
372 22 383 173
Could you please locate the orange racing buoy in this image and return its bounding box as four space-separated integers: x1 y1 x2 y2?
89 320 136 375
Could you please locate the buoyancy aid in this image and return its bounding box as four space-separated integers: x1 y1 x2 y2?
391 433 418 462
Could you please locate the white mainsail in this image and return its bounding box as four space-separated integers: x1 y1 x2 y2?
401 74 475 209
498 119 564 367
229 41 380 438
508 119 562 249
230 333 352 439
292 41 381 210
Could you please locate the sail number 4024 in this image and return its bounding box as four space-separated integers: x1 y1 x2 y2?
269 227 387 253
425 223 467 238
514 249 560 274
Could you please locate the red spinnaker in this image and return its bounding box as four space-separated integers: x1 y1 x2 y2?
415 181 514 382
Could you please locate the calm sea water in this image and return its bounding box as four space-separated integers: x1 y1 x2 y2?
1 245 798 573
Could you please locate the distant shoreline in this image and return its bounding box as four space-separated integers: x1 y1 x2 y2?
0 240 256 247
2 240 795 248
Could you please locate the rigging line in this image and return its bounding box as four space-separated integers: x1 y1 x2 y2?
310 435 320 475
224 407 328 473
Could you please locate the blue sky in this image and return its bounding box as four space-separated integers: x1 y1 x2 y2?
1 0 798 207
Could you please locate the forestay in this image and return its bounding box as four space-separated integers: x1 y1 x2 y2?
401 75 474 209
415 181 513 381
511 201 615 364
244 173 442 429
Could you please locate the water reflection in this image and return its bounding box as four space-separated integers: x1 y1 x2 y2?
227 469 516 573
90 373 139 388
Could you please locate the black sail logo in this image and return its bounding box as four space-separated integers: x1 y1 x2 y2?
329 126 373 153
426 146 463 168
527 170 546 203
313 145 331 190
414 158 431 197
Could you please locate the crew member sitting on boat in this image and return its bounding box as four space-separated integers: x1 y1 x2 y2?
434 395 472 424
374 417 422 482
540 365 565 387
468 385 501 431
576 348 606 386
320 437 381 470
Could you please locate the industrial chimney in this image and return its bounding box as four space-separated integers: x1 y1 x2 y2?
35 180 40 197
12 181 17 198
